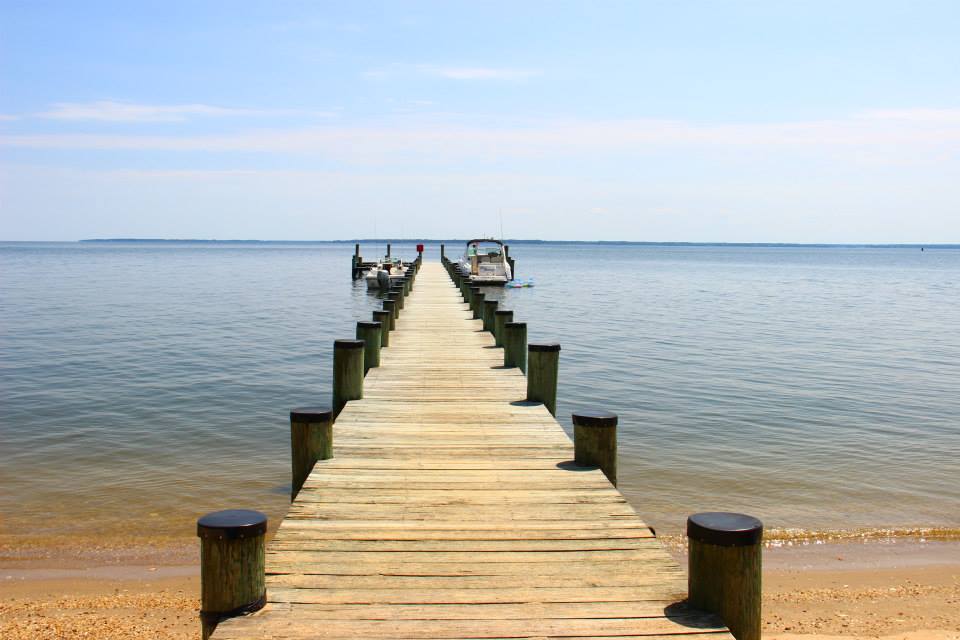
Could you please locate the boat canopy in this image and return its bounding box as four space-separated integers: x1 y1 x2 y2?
465 239 504 257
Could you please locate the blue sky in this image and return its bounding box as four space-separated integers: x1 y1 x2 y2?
1 1 958 241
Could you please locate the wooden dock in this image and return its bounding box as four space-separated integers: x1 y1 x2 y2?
213 261 734 640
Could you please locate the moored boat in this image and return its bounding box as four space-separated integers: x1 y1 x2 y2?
457 239 512 285
365 258 407 290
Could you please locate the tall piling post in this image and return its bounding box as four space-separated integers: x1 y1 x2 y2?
373 309 391 347
382 300 397 329
386 243 391 258
290 407 333 499
441 243 445 260
472 291 485 320
483 299 498 333
388 290 403 315
527 343 560 416
503 322 527 372
687 513 763 640
332 339 364 417
356 321 382 373
197 510 267 640
494 309 513 347
573 410 617 485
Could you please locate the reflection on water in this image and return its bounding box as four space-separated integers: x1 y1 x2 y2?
1 242 959 553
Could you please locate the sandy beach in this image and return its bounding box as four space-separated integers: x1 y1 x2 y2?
2 540 957 640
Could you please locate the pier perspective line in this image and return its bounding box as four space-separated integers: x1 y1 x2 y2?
199 250 761 640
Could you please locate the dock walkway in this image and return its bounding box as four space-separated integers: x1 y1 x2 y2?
215 262 732 640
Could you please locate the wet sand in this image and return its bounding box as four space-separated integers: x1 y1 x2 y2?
2 540 958 639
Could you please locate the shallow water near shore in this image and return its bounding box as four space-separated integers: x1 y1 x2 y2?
2 241 959 557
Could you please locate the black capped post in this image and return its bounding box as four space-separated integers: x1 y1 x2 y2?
289 407 333 499
503 321 527 372
387 291 402 317
373 309 391 347
473 291 485 320
573 410 617 485
356 321 382 373
197 509 267 639
391 285 405 310
687 512 763 640
482 299 498 333
382 300 397 328
332 339 364 417
494 309 513 347
527 342 560 416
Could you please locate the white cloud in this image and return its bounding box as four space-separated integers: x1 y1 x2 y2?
4 108 959 163
0 114 18 121
36 101 334 122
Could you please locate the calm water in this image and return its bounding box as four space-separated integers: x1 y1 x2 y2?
2 242 959 550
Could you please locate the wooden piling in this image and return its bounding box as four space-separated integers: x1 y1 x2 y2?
440 243 445 259
503 321 527 372
197 509 267 640
527 342 560 416
332 339 364 417
494 309 513 347
372 309 391 347
573 410 617 486
483 299 498 333
387 291 402 316
687 512 763 640
381 300 397 328
473 291 485 320
289 407 333 499
386 243 391 257
391 286 405 310
356 321 382 373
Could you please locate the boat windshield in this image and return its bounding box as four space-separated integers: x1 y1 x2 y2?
466 242 502 257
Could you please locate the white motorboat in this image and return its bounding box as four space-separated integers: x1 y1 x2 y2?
457 239 512 285
365 258 407 290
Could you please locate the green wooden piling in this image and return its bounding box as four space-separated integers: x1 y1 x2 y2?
572 410 617 486
373 309 391 347
527 342 560 416
197 510 267 640
381 300 397 329
289 407 333 499
494 309 513 347
503 321 527 372
356 321 382 373
332 339 364 418
687 513 763 640
483 299 498 333
473 291 485 320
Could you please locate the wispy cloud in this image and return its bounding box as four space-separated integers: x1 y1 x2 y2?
3 109 958 167
0 114 18 121
36 101 334 123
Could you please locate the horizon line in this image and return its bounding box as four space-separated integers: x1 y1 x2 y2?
2 238 955 248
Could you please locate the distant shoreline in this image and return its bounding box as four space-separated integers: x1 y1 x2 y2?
55 238 960 248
